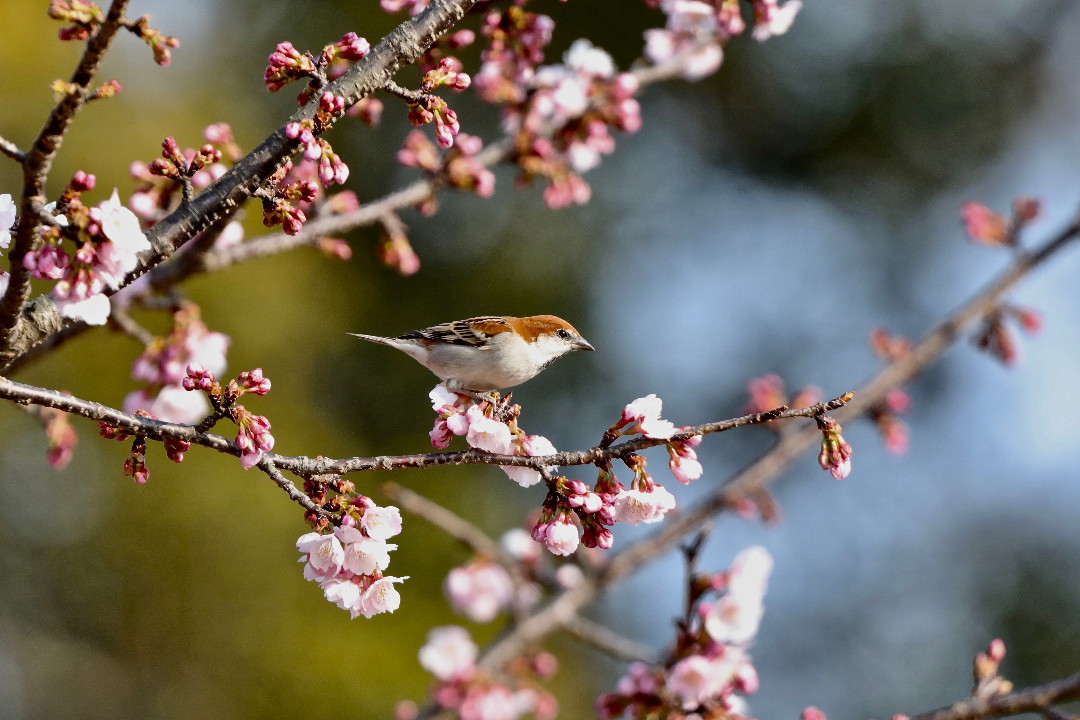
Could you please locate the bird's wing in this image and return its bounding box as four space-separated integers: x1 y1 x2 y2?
399 316 512 347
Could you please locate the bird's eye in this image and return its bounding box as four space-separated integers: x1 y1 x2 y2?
557 329 572 340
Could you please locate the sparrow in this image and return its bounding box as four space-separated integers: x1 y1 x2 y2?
349 315 594 391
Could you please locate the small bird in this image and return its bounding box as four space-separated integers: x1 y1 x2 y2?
349 315 594 392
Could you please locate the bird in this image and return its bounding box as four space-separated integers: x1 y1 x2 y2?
349 315 594 392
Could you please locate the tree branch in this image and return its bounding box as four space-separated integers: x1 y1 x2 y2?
909 673 1080 720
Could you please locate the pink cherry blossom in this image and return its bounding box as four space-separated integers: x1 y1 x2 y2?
320 576 363 613
537 517 581 556
666 654 725 710
500 528 540 563
619 394 677 439
144 385 210 425
704 546 772 644
501 464 543 488
337 532 396 576
361 505 403 540
612 484 677 525
98 189 152 256
465 406 514 454
418 626 478 681
751 0 803 41
359 575 407 617
430 420 454 448
0 193 15 250
444 560 515 623
297 532 345 578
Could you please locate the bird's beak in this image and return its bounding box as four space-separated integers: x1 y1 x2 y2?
574 337 595 352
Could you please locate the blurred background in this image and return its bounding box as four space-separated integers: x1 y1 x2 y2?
1 0 1079 718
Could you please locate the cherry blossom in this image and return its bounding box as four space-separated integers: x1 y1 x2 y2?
418 626 478 682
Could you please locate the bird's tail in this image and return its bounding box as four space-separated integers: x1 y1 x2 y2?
347 333 397 347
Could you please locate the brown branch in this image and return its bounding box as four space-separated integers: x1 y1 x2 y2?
270 394 851 477
258 458 333 518
0 134 25 163
382 481 505 560
909 673 1080 720
0 0 480 373
562 614 660 664
0 375 847 478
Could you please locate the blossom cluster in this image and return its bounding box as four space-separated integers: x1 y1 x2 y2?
179 363 275 470
865 329 914 455
124 303 230 425
48 1 179 64
428 389 710 556
98 408 191 485
396 131 496 227
14 174 151 326
958 198 1045 367
743 373 821 418
960 196 1040 249
429 383 558 489
296 498 407 619
406 57 472 149
645 0 802 81
443 524 592 627
507 39 642 209
260 34 376 235
598 546 773 718
129 123 241 226
405 625 558 720
264 32 370 102
974 304 1042 367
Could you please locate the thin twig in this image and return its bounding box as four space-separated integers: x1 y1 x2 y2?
0 134 25 163
908 673 1080 720
108 307 156 345
562 614 660 664
258 458 332 518
382 481 505 560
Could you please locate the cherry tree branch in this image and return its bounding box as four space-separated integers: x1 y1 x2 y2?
0 134 25 163
909 673 1080 720
383 481 507 561
562 614 660 664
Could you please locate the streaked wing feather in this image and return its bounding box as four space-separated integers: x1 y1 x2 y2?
398 316 511 347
